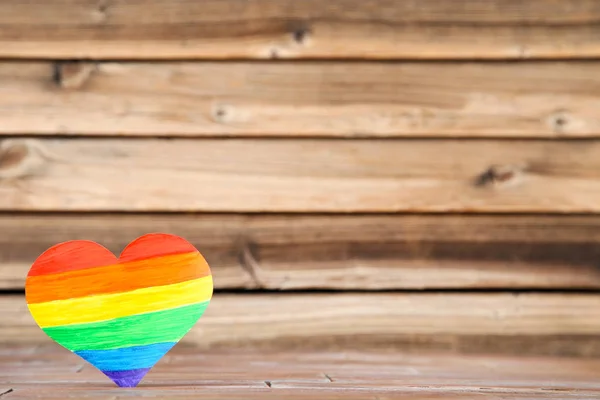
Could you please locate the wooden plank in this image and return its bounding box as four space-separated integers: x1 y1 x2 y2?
3 293 600 357
4 349 600 399
2 348 600 399
3 138 600 212
1 0 600 60
3 214 600 290
2 61 600 137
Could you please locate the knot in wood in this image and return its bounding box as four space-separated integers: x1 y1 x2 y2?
292 28 310 44
0 139 47 179
475 164 524 188
286 19 311 46
53 62 96 90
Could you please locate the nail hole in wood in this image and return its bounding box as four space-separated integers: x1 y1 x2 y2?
212 104 234 123
549 111 569 133
554 116 567 129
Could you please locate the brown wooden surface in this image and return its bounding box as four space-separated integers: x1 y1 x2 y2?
4 293 600 357
4 139 600 212
2 3 598 397
1 0 600 60
3 213 600 290
1 345 600 399
2 62 600 137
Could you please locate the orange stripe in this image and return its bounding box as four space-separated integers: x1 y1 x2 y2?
25 252 211 304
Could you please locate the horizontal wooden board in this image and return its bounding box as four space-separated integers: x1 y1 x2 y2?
3 214 600 290
1 0 600 60
3 138 600 212
2 62 600 137
3 347 600 399
4 293 600 357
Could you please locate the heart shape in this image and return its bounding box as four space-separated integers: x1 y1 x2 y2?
25 233 213 388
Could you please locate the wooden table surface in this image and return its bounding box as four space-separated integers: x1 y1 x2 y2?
2 344 599 399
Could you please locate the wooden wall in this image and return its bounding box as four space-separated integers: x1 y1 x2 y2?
2 0 600 357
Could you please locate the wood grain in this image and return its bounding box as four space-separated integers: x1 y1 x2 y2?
2 347 600 399
3 138 600 212
2 61 600 137
3 347 600 399
4 293 600 357
1 0 600 60
3 214 600 291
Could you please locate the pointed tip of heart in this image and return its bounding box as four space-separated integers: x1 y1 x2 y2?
102 368 151 388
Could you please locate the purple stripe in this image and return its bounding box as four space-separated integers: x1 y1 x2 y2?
102 368 151 388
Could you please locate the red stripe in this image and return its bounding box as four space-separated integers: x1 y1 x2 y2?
27 233 199 277
28 241 117 277
118 233 198 263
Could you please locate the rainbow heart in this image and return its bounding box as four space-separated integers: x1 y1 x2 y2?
25 233 213 388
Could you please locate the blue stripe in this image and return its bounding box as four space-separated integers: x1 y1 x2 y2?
75 342 176 371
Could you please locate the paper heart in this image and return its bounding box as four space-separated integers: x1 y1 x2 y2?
25 233 213 388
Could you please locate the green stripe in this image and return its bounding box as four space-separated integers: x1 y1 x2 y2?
42 302 209 351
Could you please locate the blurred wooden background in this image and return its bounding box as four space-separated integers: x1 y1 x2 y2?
2 0 600 358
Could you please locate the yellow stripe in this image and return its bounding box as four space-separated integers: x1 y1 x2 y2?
28 275 213 328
